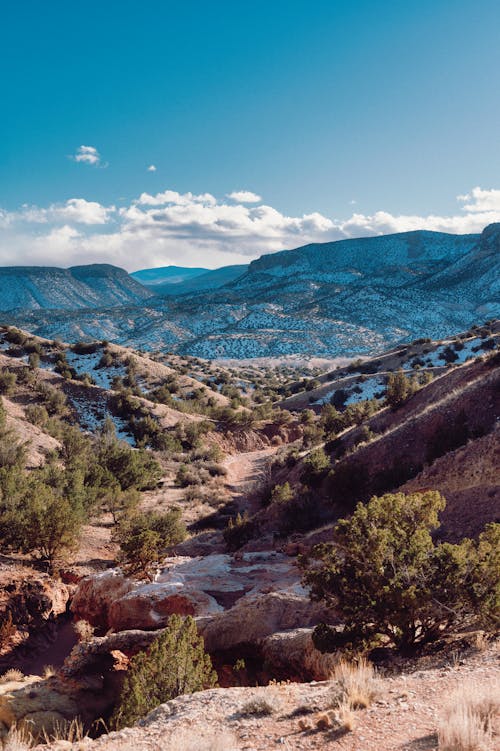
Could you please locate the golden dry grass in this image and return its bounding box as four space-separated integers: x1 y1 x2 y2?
332 657 379 709
335 698 356 732
0 669 24 685
2 726 32 751
437 682 499 751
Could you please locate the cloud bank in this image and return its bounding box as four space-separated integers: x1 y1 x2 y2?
0 187 499 272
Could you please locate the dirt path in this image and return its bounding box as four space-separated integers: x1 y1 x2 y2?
223 447 277 514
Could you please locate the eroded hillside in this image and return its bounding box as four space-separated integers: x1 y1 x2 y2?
0 322 497 749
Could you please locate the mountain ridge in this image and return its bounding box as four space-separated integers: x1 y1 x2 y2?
0 263 152 312
1 225 498 358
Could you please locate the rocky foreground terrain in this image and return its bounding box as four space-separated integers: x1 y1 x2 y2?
0 321 497 749
1 639 498 750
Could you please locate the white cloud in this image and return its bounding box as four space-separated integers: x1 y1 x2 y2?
0 186 499 271
147 164 157 172
227 190 262 203
20 199 114 225
457 187 500 213
71 145 103 166
136 189 217 207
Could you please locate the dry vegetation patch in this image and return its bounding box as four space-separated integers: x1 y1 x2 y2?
437 682 499 751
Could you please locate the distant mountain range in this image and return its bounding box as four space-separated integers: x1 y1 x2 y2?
131 264 248 296
1 225 499 358
0 264 152 311
131 265 209 287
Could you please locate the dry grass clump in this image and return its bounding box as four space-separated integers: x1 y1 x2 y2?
2 726 32 750
299 702 355 735
0 669 24 684
314 711 335 730
437 682 499 751
240 697 277 717
334 699 356 732
332 658 379 709
40 717 86 744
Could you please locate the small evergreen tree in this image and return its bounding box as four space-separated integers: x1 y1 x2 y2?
271 481 293 504
111 614 217 729
300 447 330 486
115 509 186 580
302 491 499 649
385 369 420 409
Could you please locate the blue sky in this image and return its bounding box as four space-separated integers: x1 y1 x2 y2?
1 0 500 270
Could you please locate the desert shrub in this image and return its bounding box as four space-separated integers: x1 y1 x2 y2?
330 389 349 409
0 667 24 683
301 447 330 487
385 369 418 408
240 698 276 717
223 511 256 551
271 481 293 504
115 509 186 579
439 345 458 364
102 486 140 524
303 492 500 649
356 425 375 444
301 422 324 448
37 382 67 415
28 352 40 371
0 369 17 395
97 349 114 368
4 328 27 346
469 523 500 629
111 614 217 729
71 341 100 355
54 352 76 380
343 399 379 426
305 379 320 392
0 611 16 648
279 491 322 534
96 433 162 490
175 463 201 487
321 404 345 436
2 477 85 568
205 461 227 478
23 339 43 354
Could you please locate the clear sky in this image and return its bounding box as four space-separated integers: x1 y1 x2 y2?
1 0 500 270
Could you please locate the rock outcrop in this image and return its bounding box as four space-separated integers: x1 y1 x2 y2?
71 553 330 647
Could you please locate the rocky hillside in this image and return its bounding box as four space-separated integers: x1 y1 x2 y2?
0 265 152 312
3 225 499 358
0 324 497 749
30 642 498 751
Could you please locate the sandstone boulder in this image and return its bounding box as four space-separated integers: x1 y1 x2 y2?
261 628 339 681
71 552 319 638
